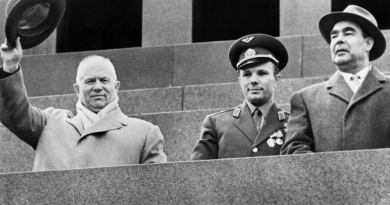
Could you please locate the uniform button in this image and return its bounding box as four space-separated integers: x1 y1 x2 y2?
252 147 258 153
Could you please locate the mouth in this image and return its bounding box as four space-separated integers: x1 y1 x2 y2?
91 95 105 98
335 48 349 55
248 88 263 92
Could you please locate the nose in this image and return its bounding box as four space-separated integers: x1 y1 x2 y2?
93 80 103 91
250 74 259 85
334 34 345 45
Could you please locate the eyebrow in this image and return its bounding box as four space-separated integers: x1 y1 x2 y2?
330 26 356 36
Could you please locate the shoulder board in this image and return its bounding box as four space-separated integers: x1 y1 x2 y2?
233 107 241 118
277 111 285 121
208 108 235 117
278 109 290 121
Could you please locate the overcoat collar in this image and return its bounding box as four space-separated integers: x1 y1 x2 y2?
326 71 354 103
253 103 286 147
326 67 385 105
350 66 385 106
66 108 129 139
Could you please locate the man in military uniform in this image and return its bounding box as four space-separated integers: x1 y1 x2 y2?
191 34 290 160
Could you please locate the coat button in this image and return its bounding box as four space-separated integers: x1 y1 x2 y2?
252 147 258 153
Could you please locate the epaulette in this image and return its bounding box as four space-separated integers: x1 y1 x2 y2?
232 107 241 118
208 107 235 117
278 109 290 121
277 111 285 121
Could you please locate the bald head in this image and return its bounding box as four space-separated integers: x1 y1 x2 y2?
73 55 120 113
76 55 117 84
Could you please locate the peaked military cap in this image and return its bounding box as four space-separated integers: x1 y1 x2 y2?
5 0 66 49
229 34 289 71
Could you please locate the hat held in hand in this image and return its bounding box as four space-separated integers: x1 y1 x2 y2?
5 0 66 49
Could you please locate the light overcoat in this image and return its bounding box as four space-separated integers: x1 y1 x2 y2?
0 69 167 171
281 67 390 154
191 101 289 160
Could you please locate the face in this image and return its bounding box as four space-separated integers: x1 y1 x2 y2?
73 56 120 113
238 61 281 107
330 21 373 73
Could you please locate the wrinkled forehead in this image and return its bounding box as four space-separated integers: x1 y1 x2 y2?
332 21 362 32
76 56 117 81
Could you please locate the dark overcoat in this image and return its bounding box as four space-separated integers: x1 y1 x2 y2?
281 67 390 154
0 69 167 171
191 101 289 160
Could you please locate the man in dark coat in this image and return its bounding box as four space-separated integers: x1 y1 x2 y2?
281 5 390 154
191 34 290 160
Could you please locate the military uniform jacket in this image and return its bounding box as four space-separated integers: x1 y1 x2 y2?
0 69 167 171
281 67 390 154
191 101 289 160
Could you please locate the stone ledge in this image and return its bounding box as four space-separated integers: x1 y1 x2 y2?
1 149 390 204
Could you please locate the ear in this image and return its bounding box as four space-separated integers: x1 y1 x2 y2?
275 74 282 86
365 37 374 52
73 83 80 95
115 81 121 91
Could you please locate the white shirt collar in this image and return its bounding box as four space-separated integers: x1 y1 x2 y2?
338 65 371 93
339 65 371 83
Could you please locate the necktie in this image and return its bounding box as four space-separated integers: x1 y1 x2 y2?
350 75 361 93
253 108 262 134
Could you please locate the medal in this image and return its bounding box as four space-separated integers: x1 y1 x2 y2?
267 138 275 147
275 138 283 145
276 130 283 137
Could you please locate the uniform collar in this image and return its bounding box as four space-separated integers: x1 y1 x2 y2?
245 99 274 119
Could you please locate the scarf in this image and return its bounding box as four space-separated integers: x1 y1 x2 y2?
76 97 119 130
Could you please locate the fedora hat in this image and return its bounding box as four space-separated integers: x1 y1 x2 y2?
5 0 66 49
319 5 386 61
229 34 289 72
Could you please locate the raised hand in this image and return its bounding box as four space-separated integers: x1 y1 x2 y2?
1 37 23 73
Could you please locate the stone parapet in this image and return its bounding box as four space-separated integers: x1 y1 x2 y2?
2 149 390 204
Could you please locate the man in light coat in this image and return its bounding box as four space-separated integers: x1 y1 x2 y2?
0 38 167 171
281 5 390 154
191 34 290 160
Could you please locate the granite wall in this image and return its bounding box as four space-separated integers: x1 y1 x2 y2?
2 148 390 204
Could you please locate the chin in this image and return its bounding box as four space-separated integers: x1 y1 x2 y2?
91 104 106 110
248 98 266 106
333 57 351 65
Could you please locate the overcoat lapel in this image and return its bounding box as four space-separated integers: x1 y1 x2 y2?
327 71 354 103
66 108 129 139
81 109 128 138
66 115 83 135
234 103 257 143
253 103 284 147
349 67 385 107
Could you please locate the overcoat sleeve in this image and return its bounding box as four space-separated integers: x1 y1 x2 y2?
0 68 46 149
140 125 167 163
190 115 219 160
281 92 315 154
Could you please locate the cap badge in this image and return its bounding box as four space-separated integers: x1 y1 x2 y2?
241 36 254 43
244 49 256 58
